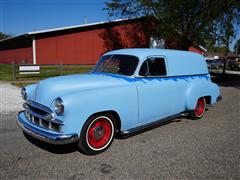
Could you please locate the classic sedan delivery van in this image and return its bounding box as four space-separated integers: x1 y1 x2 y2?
17 49 221 155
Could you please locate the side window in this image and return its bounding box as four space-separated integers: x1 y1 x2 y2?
148 58 167 76
139 61 148 76
139 57 167 76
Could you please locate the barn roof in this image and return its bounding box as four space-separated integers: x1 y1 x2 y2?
0 17 147 50
27 17 137 35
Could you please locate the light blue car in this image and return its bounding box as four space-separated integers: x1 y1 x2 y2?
17 48 222 155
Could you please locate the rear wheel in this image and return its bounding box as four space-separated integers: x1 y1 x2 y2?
189 97 206 119
78 114 115 155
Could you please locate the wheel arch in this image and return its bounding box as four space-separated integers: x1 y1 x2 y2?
185 81 216 110
85 110 122 133
204 95 211 105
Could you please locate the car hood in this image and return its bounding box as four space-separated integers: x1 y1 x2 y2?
32 73 133 107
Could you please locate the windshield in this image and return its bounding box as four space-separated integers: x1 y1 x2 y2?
92 54 139 76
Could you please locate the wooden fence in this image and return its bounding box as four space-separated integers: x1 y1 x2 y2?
11 62 93 80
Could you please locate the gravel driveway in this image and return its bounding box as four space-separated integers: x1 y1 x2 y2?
0 81 239 179
0 82 23 114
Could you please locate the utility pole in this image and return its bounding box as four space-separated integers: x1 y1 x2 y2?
84 16 88 24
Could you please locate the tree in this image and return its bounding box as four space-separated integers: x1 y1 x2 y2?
99 19 154 53
99 27 127 52
0 32 11 40
234 39 240 54
210 46 229 53
104 0 240 50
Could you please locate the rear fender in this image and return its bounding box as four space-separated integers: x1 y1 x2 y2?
185 81 220 110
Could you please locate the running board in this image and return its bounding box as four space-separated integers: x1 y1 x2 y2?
116 113 181 138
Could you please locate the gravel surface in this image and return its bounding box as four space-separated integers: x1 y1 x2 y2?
0 82 23 114
0 81 239 179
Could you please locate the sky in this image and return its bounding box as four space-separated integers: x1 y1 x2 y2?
0 0 239 51
0 0 110 34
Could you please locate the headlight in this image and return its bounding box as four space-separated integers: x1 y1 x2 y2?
21 88 27 100
54 97 64 116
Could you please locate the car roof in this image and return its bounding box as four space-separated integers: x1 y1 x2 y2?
104 48 202 62
104 48 208 76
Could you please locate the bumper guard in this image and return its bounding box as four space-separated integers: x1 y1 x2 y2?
17 111 79 145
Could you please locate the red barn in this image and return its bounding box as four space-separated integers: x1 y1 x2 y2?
0 17 154 65
188 46 204 55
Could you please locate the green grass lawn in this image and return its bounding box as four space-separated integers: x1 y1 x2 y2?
0 64 93 87
0 64 13 81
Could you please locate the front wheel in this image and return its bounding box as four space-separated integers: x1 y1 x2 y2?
189 97 206 119
78 114 115 155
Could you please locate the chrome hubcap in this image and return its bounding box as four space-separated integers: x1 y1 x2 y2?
93 126 105 140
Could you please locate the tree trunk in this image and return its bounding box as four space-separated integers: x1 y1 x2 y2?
222 53 228 75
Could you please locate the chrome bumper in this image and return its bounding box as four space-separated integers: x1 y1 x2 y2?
17 111 79 145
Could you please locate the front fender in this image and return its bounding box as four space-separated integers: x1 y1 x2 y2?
25 83 37 101
58 85 138 135
185 81 220 110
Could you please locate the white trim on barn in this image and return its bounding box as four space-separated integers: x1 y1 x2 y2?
32 37 36 64
198 45 207 52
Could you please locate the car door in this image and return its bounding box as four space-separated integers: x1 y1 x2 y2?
135 56 174 125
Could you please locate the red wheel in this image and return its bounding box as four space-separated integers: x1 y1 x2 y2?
190 97 206 119
78 114 115 155
86 116 113 150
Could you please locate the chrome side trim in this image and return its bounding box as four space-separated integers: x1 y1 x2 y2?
117 113 181 138
17 111 79 145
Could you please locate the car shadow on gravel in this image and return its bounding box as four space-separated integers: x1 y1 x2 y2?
23 132 79 154
211 72 240 89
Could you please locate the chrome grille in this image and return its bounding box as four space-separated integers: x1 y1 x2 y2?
24 101 63 132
